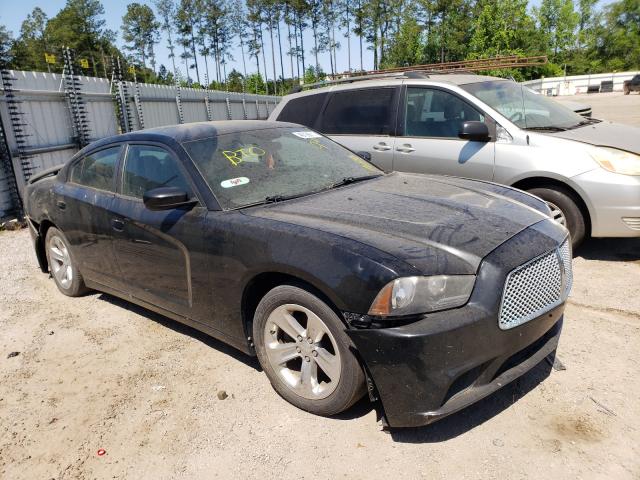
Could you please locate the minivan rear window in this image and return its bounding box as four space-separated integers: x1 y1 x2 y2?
320 88 395 135
277 93 328 128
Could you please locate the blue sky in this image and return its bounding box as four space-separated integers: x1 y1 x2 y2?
0 0 612 82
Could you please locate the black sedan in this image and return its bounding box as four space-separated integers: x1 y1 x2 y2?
24 121 572 428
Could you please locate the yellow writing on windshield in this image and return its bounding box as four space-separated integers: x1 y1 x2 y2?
222 146 266 166
309 138 328 150
349 154 377 171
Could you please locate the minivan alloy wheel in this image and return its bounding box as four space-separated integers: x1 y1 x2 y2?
546 201 567 227
263 303 342 400
49 235 73 289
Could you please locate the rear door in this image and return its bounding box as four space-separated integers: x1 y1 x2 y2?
55 145 122 287
110 143 208 317
393 86 495 180
320 87 399 171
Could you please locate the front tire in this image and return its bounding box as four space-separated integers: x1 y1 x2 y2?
45 227 88 297
253 285 365 416
528 187 586 249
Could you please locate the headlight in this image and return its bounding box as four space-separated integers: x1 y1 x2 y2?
588 146 640 176
368 275 476 316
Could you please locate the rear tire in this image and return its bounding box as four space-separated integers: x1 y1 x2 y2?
528 187 586 249
45 227 89 297
253 285 365 416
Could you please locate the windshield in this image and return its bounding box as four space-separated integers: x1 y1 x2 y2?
182 127 382 209
462 80 586 130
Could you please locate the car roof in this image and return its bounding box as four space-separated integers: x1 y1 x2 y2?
281 74 507 100
79 120 300 154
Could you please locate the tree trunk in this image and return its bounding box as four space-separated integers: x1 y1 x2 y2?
298 14 306 75
286 16 295 80
239 35 248 78
276 17 285 83
167 29 177 77
346 3 351 72
253 28 261 93
312 21 320 75
267 18 278 94
190 27 200 84
259 25 269 95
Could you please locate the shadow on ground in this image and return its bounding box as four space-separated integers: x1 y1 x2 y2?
97 292 261 371
94 291 556 442
576 237 640 261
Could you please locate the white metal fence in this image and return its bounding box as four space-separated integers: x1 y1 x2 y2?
0 69 280 218
523 71 639 96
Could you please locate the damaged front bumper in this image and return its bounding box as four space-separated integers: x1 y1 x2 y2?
346 220 568 428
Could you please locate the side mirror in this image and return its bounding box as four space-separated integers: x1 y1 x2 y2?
143 187 194 211
357 151 372 161
458 121 491 142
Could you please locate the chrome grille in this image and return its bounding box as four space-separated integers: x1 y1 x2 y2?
558 240 573 297
499 239 572 330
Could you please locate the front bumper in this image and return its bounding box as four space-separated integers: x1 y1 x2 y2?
571 168 640 237
346 219 568 428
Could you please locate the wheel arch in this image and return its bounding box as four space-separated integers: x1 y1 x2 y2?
241 271 345 350
32 218 57 273
511 176 592 235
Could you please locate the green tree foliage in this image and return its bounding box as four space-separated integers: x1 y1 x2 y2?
2 0 639 88
594 0 640 71
154 0 179 76
380 8 421 69
11 8 49 71
175 0 201 84
534 0 579 61
245 71 267 93
0 25 13 66
121 3 160 70
31 0 119 75
303 64 326 83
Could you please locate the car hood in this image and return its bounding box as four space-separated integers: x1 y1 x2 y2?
244 172 550 275
546 121 640 154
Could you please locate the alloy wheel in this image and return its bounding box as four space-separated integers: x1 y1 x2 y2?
263 303 342 400
547 201 567 227
49 235 73 289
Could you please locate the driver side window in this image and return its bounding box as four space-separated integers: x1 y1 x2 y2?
122 145 191 199
404 87 484 138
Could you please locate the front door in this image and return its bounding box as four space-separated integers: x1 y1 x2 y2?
320 86 399 171
393 86 495 180
110 143 207 317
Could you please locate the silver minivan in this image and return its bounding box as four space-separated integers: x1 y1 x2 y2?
269 73 640 247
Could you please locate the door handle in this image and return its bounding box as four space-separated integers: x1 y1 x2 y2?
372 143 392 151
56 200 66 210
111 218 125 232
396 144 415 154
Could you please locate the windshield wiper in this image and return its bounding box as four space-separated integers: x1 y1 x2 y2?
329 174 383 189
566 118 601 129
523 126 568 132
264 191 316 203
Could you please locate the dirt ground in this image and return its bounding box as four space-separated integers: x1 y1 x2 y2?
1 93 639 479
1 230 639 480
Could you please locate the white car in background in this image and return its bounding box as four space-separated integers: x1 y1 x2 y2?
270 73 640 247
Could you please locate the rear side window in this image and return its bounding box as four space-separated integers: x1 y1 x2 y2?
121 145 191 199
69 146 121 191
277 93 328 127
320 88 395 135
